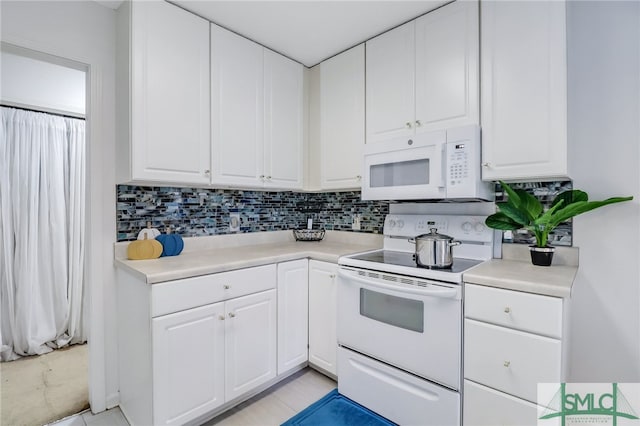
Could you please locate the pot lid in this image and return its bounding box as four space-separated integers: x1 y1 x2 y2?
415 228 455 241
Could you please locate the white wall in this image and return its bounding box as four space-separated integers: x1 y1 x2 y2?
1 50 86 116
1 0 118 412
567 1 640 381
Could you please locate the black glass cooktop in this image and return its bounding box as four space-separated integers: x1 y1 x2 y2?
349 250 483 274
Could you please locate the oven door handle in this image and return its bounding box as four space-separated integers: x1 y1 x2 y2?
338 270 459 299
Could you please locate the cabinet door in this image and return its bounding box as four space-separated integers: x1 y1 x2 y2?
264 50 304 189
366 21 416 143
415 0 479 132
480 1 567 181
308 260 338 376
131 1 210 184
152 303 225 426
320 44 365 189
225 289 277 401
211 24 264 187
464 380 540 426
277 260 309 375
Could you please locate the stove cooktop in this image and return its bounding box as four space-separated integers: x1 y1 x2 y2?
348 249 484 274
339 249 486 283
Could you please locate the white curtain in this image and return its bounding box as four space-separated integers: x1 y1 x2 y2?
0 106 86 361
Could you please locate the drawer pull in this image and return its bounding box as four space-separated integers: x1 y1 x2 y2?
503 361 511 368
218 315 225 321
504 307 511 313
228 312 236 318
224 285 230 290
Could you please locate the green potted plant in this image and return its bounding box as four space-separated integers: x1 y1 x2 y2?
485 181 633 266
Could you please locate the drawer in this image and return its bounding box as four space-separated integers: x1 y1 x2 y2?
463 380 539 426
464 319 561 403
152 264 276 317
338 347 460 426
465 283 563 338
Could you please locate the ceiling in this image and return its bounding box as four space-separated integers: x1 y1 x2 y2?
170 1 449 67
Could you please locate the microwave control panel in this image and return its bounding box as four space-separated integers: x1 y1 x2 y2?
447 142 473 188
444 124 493 200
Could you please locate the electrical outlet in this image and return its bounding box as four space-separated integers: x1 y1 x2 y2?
229 212 240 232
352 214 361 231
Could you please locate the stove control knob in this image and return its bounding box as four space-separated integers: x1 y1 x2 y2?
387 219 396 228
474 222 485 233
396 220 404 229
462 221 472 232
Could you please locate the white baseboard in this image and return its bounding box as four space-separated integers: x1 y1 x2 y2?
106 392 120 410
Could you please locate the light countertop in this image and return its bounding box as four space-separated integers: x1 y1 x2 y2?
114 230 382 284
463 244 578 298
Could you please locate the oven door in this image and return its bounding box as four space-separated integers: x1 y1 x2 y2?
337 267 462 390
361 130 446 200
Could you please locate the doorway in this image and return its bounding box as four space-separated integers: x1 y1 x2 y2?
0 44 90 425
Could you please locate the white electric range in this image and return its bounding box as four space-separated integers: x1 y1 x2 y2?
337 214 495 426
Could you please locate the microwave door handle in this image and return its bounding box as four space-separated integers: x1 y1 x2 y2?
439 143 446 189
338 270 459 299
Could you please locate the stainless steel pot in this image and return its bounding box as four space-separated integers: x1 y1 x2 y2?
408 228 461 269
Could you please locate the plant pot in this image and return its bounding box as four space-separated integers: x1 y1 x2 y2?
529 245 555 266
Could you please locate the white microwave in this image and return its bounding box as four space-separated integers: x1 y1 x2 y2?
361 125 493 201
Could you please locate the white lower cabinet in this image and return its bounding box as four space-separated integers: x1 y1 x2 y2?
117 265 278 426
152 303 226 426
308 260 338 376
224 290 277 401
152 289 276 426
277 259 309 375
463 283 568 426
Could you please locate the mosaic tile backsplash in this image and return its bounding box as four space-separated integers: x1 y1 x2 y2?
495 181 573 246
116 181 572 245
116 186 389 242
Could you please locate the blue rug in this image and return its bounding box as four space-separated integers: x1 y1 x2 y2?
281 389 396 426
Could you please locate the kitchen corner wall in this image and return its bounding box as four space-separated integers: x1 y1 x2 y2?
116 185 389 241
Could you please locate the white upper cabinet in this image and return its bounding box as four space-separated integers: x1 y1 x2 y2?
415 0 479 132
117 0 211 185
480 0 568 181
366 21 416 142
365 0 479 143
320 44 365 189
211 24 264 188
264 50 304 189
211 24 304 190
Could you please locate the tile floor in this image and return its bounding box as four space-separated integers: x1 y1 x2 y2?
49 368 336 426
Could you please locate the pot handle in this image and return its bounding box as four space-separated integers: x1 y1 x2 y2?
449 240 462 247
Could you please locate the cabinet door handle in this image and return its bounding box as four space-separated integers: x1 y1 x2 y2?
228 312 236 318
224 285 230 290
504 307 511 313
415 120 422 127
503 361 511 368
356 175 362 181
259 175 265 181
204 169 211 176
329 274 336 279
482 162 491 168
266 176 272 180
218 315 225 321
405 122 412 129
